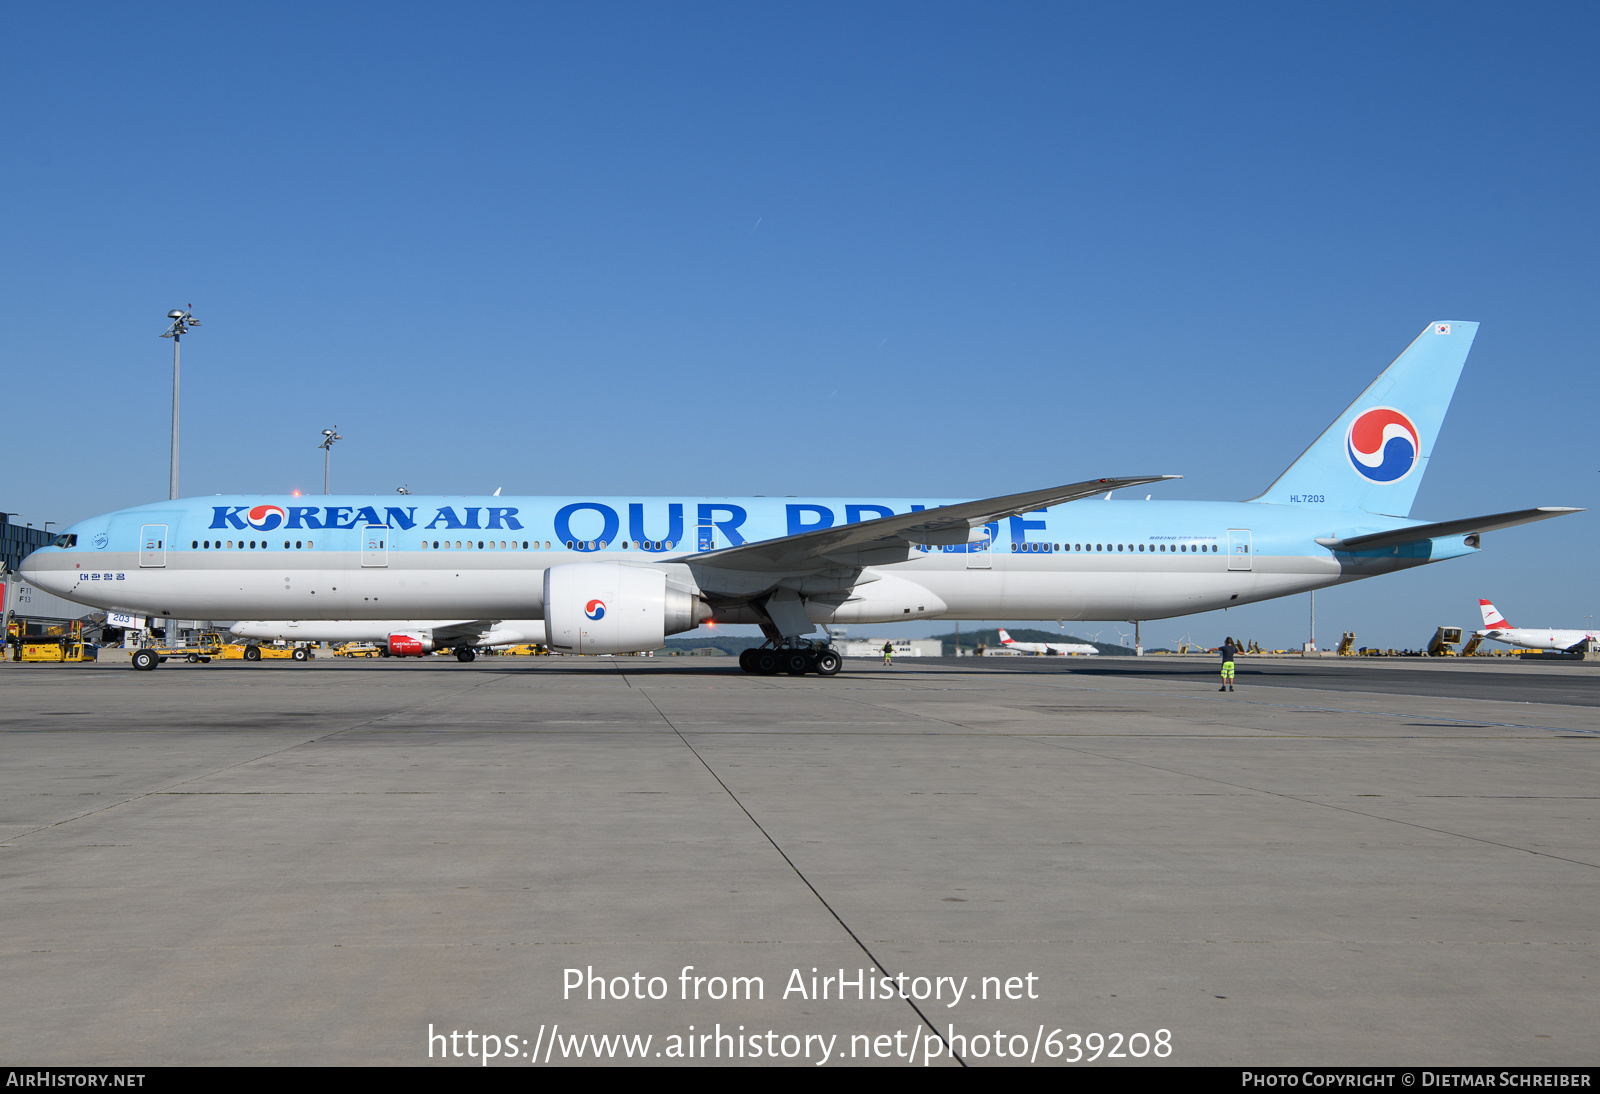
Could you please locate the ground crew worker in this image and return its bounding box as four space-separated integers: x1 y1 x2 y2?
1219 636 1238 692
883 641 894 666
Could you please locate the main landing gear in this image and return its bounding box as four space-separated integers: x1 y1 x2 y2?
738 641 842 677
455 647 476 663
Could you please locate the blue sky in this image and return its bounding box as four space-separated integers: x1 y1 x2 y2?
3 3 1594 648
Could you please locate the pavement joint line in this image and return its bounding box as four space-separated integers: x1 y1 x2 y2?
619 666 966 1067
0 671 518 846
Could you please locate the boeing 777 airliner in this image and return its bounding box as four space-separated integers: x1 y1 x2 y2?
21 321 1581 674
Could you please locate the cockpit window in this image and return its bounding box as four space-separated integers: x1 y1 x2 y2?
52 534 77 548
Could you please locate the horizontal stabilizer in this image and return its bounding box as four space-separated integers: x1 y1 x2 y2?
1315 507 1582 552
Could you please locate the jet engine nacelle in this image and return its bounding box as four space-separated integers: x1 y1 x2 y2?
544 562 708 655
387 632 434 656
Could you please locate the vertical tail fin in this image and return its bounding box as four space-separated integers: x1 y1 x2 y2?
997 629 1014 644
1479 600 1511 629
1253 321 1477 516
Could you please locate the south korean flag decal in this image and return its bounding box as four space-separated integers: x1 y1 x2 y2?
1435 323 1451 335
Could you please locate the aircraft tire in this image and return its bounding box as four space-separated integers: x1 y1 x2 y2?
813 650 842 676
738 649 758 673
784 652 810 676
755 650 780 675
244 645 261 662
456 647 476 663
292 648 309 662
132 649 158 671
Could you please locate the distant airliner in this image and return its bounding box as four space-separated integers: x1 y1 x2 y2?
996 628 1098 656
1475 600 1598 653
23 321 1581 675
228 619 544 659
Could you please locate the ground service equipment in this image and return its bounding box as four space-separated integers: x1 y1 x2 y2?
1427 627 1463 657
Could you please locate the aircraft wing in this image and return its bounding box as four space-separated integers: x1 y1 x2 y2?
429 620 502 644
1315 507 1583 552
680 475 1180 574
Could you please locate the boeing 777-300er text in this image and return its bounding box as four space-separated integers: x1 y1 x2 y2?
22 321 1582 675
996 629 1098 656
1474 600 1598 653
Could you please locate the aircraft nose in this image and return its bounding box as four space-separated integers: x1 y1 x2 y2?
18 552 68 594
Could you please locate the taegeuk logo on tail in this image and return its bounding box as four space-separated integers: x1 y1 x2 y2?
1346 407 1419 484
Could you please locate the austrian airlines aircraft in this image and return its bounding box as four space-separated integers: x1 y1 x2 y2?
996 629 1098 656
1475 600 1598 653
21 321 1582 675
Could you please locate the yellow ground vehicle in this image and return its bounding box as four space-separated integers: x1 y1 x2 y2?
218 642 314 662
131 634 313 669
9 618 98 662
496 644 549 656
16 637 98 662
333 642 382 658
149 631 228 663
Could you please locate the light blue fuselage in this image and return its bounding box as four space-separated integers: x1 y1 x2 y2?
20 492 1472 626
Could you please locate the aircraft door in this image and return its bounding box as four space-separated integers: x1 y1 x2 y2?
361 525 389 567
139 525 168 568
1227 529 1252 571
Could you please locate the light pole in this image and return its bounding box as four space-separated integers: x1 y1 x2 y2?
319 427 342 494
160 306 199 499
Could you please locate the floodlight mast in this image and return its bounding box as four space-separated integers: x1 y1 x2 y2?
319 427 342 495
160 306 200 500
